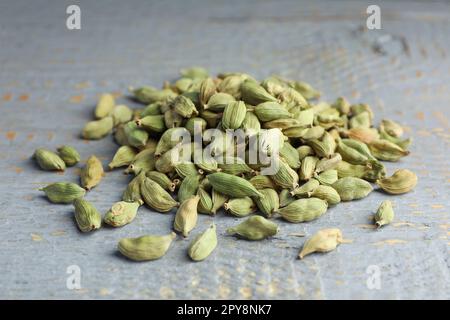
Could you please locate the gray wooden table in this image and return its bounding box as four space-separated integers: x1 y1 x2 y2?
0 0 449 299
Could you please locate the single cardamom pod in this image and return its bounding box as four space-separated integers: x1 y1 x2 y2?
199 78 217 106
57 145 80 167
279 188 295 207
108 145 137 170
136 115 166 133
241 111 261 134
278 87 308 109
308 185 341 206
205 92 235 112
188 224 217 261
172 95 199 118
207 172 263 198
332 177 373 201
185 117 207 136
222 101 247 129
40 182 86 204
253 188 279 218
296 145 315 160
254 101 292 122
82 116 114 140
111 104 133 126
314 153 342 173
211 188 228 214
218 156 254 175
279 142 301 169
314 169 339 186
249 175 277 190
33 148 66 171
299 156 319 181
104 201 141 227
269 158 299 189
123 121 149 148
174 195 200 237
299 228 343 259
374 200 394 228
368 140 409 162
178 175 201 203
141 102 163 117
227 216 279 240
224 196 256 217
122 171 145 204
345 127 379 144
380 119 403 138
240 80 277 105
289 80 321 100
197 187 213 215
80 155 104 190
332 97 350 115
95 93 115 119
376 169 417 194
124 148 156 175
130 86 177 104
175 162 200 178
278 198 328 223
291 179 320 197
118 232 176 261
180 67 209 80
73 198 102 232
145 171 176 192
141 177 179 212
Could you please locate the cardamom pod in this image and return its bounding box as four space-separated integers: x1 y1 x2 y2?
174 195 199 237
111 104 133 126
146 171 176 192
136 115 166 133
207 172 263 198
278 198 328 223
222 101 247 129
374 200 394 228
368 140 409 162
197 187 213 215
82 116 114 140
33 148 66 171
211 188 228 214
269 158 299 189
240 80 277 105
199 78 217 106
291 179 320 197
249 175 277 190
57 145 80 167
314 169 338 186
254 101 292 122
172 95 198 118
205 92 235 112
124 148 155 175
118 232 176 261
80 155 104 190
108 145 137 170
380 119 403 137
141 177 179 212
104 201 140 227
299 228 343 259
122 171 145 204
279 188 295 207
224 196 256 217
188 224 217 261
253 188 279 218
299 156 319 181
227 216 279 240
73 198 102 232
178 174 201 203
332 177 373 201
309 185 341 205
123 121 148 148
376 169 417 194
95 93 115 119
40 182 86 204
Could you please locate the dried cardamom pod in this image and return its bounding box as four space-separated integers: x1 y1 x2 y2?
136 115 166 133
118 232 176 261
205 92 235 112
122 171 145 204
254 101 292 122
299 156 319 181
73 198 102 232
279 142 301 169
269 158 299 189
241 111 261 134
207 172 263 198
288 80 321 100
368 140 409 162
222 101 247 129
211 188 228 214
172 95 199 118
57 145 80 167
175 162 199 178
40 182 86 204
111 104 133 126
33 148 66 171
145 171 176 192
279 188 295 207
123 121 148 148
331 97 350 115
82 116 114 140
95 93 115 119
178 174 201 203
380 119 403 137
227 216 279 240
299 228 343 259
278 198 328 223
309 185 341 206
224 196 256 217
218 157 254 175
141 177 179 212
199 78 217 106
376 169 417 194
155 127 190 157
174 195 199 237
374 200 394 228
108 145 137 170
240 80 277 105
345 127 379 144
291 179 320 197
185 117 207 135
253 188 279 218
188 224 217 261
249 175 277 190
332 177 373 201
124 148 156 175
197 187 213 215
296 145 315 160
104 201 140 227
80 155 104 190
130 86 176 104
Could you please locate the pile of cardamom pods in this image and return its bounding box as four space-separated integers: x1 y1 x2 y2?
34 67 418 261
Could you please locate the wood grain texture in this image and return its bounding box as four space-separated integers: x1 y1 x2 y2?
0 0 449 299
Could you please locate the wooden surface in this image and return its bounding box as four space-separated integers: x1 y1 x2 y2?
0 0 449 299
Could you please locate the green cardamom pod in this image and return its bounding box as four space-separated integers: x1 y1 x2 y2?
104 201 140 227
205 92 235 112
136 115 166 133
374 200 394 228
254 101 292 122
314 169 338 186
124 148 155 175
299 228 343 259
253 188 279 218
291 179 320 197
227 216 279 240
380 119 403 137
279 142 301 169
40 182 86 204
82 116 114 140
199 78 217 106
207 172 263 198
249 175 276 190
222 101 247 129
57 145 80 167
376 169 417 194
111 104 133 126
172 95 199 118
279 188 295 207
240 80 277 105
278 198 328 223
80 155 104 190
185 117 207 136
296 145 315 160
241 111 261 134
118 232 176 261
332 177 373 201
33 148 66 171
309 185 341 206
218 157 254 175
130 86 177 104
141 177 179 212
95 93 115 119
224 196 256 217
145 171 176 192
197 187 213 215
174 195 199 237
122 171 145 204
175 162 199 179
108 145 137 170
269 158 299 189
299 156 319 181
188 224 217 261
368 140 409 162
211 189 228 214
123 121 148 148
73 198 102 232
178 175 201 203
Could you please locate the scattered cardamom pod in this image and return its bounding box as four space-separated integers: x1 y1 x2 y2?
33 148 66 171
174 195 199 237
40 182 86 204
80 155 104 190
374 200 394 228
57 145 80 167
118 232 176 261
227 216 279 240
332 177 373 201
188 224 217 261
278 198 328 223
104 201 141 227
73 198 102 232
376 169 417 194
95 93 115 119
299 228 343 259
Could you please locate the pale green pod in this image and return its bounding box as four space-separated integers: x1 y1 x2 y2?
349 111 371 128
123 121 148 148
279 142 301 169
185 117 207 135
175 162 199 179
211 189 228 214
241 111 261 134
141 177 179 212
376 169 417 194
34 148 66 171
172 95 198 118
108 145 137 170
118 232 176 261
341 139 376 161
195 157 219 173
283 126 308 138
205 92 235 112
80 155 104 190
374 200 394 228
218 157 254 175
249 175 277 190
314 169 338 186
262 118 301 130
278 87 308 109
188 224 217 261
146 171 176 192
122 172 145 204
130 87 177 104
291 179 320 197
178 175 201 203
307 132 336 158
82 116 114 140
218 74 247 98
254 101 292 122
114 124 129 146
240 80 277 105
299 156 319 181
111 104 133 126
269 158 299 189
379 129 412 150
104 201 140 227
296 145 315 160
136 115 166 133
73 198 102 232
299 228 343 259
332 177 373 201
141 102 162 117
197 187 213 215
224 197 256 217
57 145 80 167
278 198 328 223
309 185 341 205
227 216 279 240
155 127 190 157
222 101 247 129
125 148 155 175
164 109 183 128
253 188 279 218
95 93 115 119
350 103 374 120
300 126 325 140
261 76 288 96
174 77 193 93
207 172 263 198
292 108 314 127
279 188 295 207
40 182 86 204
368 140 410 162
199 77 217 106
337 140 370 165
380 119 404 138
314 153 342 173
331 97 351 115
174 195 199 237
